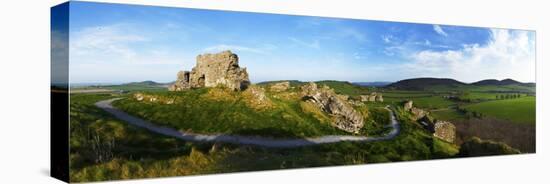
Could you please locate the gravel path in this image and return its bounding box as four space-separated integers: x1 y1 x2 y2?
95 98 400 148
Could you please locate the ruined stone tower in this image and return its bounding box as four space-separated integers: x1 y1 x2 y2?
169 50 250 91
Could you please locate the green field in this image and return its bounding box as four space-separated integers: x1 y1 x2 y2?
463 96 536 124
105 84 167 92
70 92 459 182
430 109 466 121
315 80 370 96
384 96 454 109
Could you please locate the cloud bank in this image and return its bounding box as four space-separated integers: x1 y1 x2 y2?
402 29 535 82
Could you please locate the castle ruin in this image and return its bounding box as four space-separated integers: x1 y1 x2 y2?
169 50 250 91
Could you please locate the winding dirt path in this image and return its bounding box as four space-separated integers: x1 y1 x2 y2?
95 98 400 148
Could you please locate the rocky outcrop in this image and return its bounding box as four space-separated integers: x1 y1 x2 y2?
375 95 384 102
403 101 428 120
433 120 456 143
243 85 273 110
404 100 413 111
169 50 250 91
133 93 175 104
403 100 455 142
270 81 290 92
410 107 428 120
301 82 364 133
360 92 383 102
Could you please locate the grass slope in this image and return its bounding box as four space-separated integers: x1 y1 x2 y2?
113 88 350 138
463 96 536 124
69 93 459 182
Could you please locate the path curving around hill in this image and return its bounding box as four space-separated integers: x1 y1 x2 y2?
95 98 401 148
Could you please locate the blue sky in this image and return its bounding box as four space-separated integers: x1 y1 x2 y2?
62 1 536 84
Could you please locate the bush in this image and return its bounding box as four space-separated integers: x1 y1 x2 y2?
458 137 520 157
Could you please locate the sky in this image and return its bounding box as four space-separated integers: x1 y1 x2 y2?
58 1 536 84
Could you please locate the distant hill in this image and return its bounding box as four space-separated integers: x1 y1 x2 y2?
103 81 170 92
126 80 163 86
352 82 391 87
386 77 535 92
472 79 535 87
386 78 465 90
256 80 305 86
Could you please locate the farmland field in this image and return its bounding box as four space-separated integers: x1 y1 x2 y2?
463 96 536 124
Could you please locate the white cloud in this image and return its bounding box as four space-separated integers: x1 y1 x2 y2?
288 37 321 49
381 35 396 44
69 24 193 83
433 25 448 37
70 24 148 60
402 29 535 82
339 27 367 42
203 44 268 54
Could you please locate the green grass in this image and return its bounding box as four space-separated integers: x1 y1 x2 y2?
69 93 213 182
384 96 454 109
315 80 370 96
463 96 536 124
458 92 526 101
113 88 350 138
382 92 433 98
68 81 534 182
430 109 466 121
361 107 392 136
420 84 534 93
69 93 460 182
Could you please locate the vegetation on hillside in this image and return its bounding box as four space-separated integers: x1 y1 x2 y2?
68 78 535 182
70 92 460 182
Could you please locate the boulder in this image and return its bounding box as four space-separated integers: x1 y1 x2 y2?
360 95 369 102
243 85 273 110
270 81 290 92
301 82 364 133
410 107 428 120
404 100 413 111
360 93 383 103
433 120 456 143
368 95 376 102
375 94 384 102
133 93 174 105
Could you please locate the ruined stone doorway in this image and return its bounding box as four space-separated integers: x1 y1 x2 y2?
198 74 205 87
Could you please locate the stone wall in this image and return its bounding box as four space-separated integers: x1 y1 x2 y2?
168 71 191 91
169 50 250 91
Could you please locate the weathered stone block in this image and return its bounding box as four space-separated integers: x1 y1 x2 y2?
301 82 364 133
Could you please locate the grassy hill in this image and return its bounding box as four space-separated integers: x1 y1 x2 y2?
113 87 352 138
386 78 535 93
69 92 459 182
386 78 466 90
105 81 168 92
